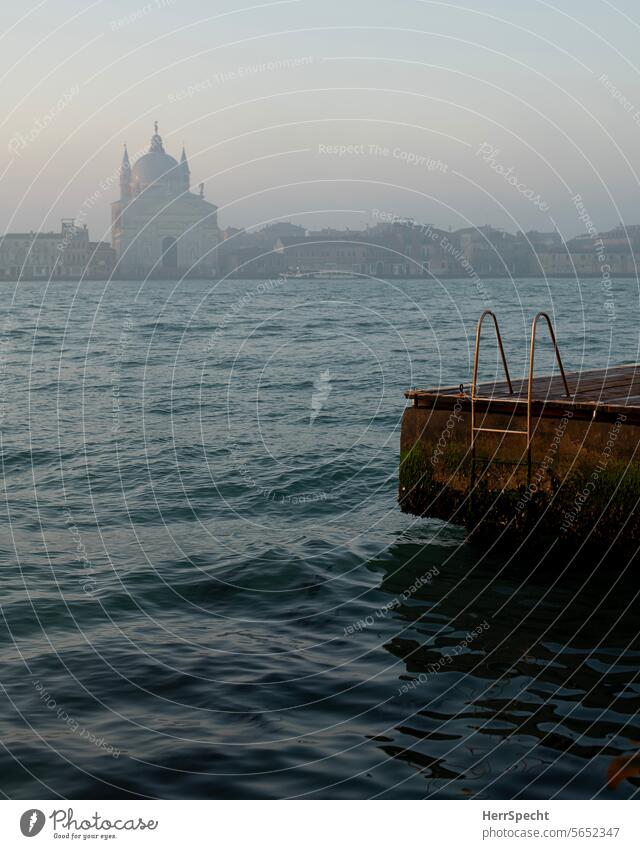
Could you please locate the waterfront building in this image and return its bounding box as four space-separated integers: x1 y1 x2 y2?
111 123 220 278
0 220 114 280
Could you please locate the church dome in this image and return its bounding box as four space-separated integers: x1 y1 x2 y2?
131 151 180 188
129 122 184 193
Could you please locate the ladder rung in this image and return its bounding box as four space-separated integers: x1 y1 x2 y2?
473 427 528 435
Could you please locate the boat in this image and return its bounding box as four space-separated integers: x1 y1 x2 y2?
279 269 360 280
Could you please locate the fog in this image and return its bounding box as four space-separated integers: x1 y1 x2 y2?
3 0 640 242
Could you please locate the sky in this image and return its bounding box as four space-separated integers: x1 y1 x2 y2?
3 0 640 243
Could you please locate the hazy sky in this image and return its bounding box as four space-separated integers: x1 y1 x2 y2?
3 0 640 243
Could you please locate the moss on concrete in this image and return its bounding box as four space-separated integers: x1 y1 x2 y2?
399 444 640 552
399 443 469 521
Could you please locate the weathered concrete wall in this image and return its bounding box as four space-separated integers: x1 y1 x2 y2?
399 401 640 549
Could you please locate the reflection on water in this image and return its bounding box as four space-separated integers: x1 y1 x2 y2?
376 539 640 798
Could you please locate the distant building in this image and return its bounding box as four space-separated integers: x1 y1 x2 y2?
0 220 114 280
535 226 640 277
216 227 282 278
111 123 220 278
256 221 307 240
218 221 435 278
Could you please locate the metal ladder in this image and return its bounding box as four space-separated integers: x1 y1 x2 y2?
471 310 571 482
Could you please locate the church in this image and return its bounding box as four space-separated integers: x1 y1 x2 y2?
111 123 220 278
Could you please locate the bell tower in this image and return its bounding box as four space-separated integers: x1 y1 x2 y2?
180 145 190 192
120 144 131 202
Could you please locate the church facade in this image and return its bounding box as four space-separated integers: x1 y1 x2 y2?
111 123 220 278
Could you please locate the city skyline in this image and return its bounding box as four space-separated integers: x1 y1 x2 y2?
4 0 640 246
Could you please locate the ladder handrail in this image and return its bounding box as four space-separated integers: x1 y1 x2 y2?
471 310 514 470
525 311 571 479
527 311 571 402
471 309 514 400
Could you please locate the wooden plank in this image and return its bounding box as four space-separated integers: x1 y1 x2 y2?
600 394 640 406
430 369 640 403
406 365 640 412
500 369 640 400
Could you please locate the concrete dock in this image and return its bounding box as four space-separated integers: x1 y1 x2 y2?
400 313 640 550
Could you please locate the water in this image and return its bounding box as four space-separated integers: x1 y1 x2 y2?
1 275 640 799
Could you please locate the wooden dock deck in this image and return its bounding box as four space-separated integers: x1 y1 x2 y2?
399 313 640 550
406 363 640 423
